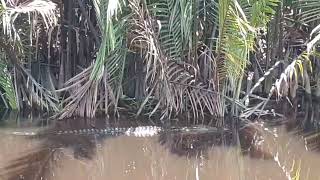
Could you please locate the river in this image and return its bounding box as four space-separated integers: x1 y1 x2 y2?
0 111 319 180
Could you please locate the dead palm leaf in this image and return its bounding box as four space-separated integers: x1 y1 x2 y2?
129 0 222 119
1 0 57 41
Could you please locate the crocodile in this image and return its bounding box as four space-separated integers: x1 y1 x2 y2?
0 124 234 180
0 121 275 160
0 122 275 180
0 125 230 138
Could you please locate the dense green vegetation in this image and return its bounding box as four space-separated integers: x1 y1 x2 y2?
0 0 320 121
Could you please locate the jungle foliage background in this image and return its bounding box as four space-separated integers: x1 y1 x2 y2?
0 0 320 121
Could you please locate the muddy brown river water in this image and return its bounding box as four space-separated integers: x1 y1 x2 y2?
0 114 319 180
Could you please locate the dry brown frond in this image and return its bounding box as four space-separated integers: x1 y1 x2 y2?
1 0 57 41
129 0 222 119
57 64 116 119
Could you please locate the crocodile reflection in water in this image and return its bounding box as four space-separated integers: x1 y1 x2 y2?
0 118 272 180
159 128 232 157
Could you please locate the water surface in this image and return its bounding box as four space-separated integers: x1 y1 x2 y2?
0 114 319 180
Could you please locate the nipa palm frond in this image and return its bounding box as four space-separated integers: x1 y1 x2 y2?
20 65 60 112
248 53 311 117
294 0 320 24
239 0 278 27
0 59 17 109
308 23 320 52
58 0 127 118
148 0 193 61
129 0 222 119
0 37 59 112
214 0 255 90
220 0 276 78
57 64 117 118
0 0 57 41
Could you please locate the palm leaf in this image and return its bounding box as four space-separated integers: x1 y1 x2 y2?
0 36 59 112
129 0 222 119
0 0 57 41
212 0 255 98
0 59 17 109
58 0 128 118
294 0 320 24
148 0 183 61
